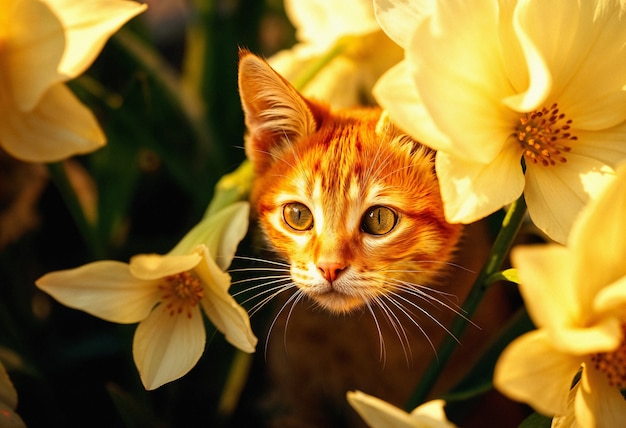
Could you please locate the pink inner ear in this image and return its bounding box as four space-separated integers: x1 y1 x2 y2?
237 52 317 174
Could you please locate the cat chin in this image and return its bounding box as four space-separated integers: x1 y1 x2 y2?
307 292 366 314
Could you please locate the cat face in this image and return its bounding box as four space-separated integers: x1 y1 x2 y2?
238 51 462 314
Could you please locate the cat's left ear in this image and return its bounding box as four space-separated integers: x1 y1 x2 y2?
238 50 317 174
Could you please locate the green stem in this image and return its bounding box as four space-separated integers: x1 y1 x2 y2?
48 162 105 259
292 38 349 91
405 195 528 410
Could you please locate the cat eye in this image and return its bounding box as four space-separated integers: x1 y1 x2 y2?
283 202 314 231
361 206 398 235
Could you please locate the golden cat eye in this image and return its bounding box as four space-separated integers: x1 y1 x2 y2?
361 206 398 235
283 202 314 231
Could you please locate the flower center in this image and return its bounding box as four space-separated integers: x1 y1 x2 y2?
590 323 626 389
159 272 204 318
516 103 576 167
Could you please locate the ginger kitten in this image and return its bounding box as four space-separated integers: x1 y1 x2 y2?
235 51 518 427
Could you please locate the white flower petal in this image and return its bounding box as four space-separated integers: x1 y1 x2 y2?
0 82 105 162
504 0 567 113
523 154 615 244
569 164 626 295
36 260 159 323
573 124 626 169
406 0 518 163
435 147 524 223
549 318 622 357
348 390 441 428
4 0 65 111
373 0 433 49
133 303 205 390
285 0 378 49
512 244 578 329
539 0 626 130
169 201 249 271
43 0 147 78
575 363 626 428
409 400 454 427
373 62 452 153
494 330 580 417
194 247 257 353
594 276 626 316
129 252 202 280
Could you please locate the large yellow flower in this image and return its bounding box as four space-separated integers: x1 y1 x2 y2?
36 202 257 390
347 391 456 428
0 0 146 162
494 164 626 425
268 0 402 107
373 0 626 243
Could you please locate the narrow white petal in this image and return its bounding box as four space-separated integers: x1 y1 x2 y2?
494 330 580 417
347 390 428 428
44 0 147 77
576 363 626 428
407 0 517 163
133 304 205 390
169 202 249 271
194 247 257 352
502 0 561 112
512 245 578 329
0 83 105 162
569 164 626 295
5 0 65 111
435 147 524 223
524 155 615 244
129 252 202 280
373 62 453 153
285 0 378 49
36 261 159 323
373 0 433 49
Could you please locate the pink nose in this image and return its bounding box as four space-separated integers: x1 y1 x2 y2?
317 262 347 283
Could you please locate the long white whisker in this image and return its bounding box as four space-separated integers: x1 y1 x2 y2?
363 298 386 365
247 282 296 317
233 277 292 299
232 255 291 268
386 288 462 345
265 289 303 359
371 295 412 365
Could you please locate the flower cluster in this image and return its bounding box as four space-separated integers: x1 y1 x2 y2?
37 201 257 390
373 0 626 244
494 164 626 426
268 0 402 107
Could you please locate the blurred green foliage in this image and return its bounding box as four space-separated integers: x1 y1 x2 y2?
0 1 293 426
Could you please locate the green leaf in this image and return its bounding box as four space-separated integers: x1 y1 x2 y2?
106 383 165 428
443 308 535 402
519 411 552 428
486 268 519 286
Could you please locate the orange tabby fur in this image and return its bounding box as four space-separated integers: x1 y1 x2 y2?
236 51 522 427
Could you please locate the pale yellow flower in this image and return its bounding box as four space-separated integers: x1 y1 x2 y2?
373 0 626 243
494 164 626 426
0 0 147 162
347 391 456 428
36 201 257 390
269 0 402 107
0 362 26 428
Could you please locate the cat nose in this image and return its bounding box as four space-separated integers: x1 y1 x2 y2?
317 262 347 283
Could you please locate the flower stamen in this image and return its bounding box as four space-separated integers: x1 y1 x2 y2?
159 272 204 318
516 103 576 167
590 323 626 389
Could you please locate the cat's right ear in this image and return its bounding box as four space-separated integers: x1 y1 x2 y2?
238 50 317 174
